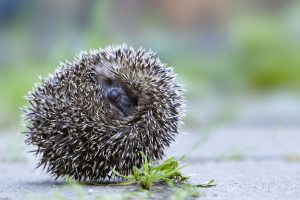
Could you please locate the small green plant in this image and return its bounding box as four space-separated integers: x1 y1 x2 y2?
113 153 189 190
171 184 202 200
196 179 216 188
170 179 216 200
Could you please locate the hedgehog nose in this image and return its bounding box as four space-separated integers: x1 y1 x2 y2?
108 89 121 102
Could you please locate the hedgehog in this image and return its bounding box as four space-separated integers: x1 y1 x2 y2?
24 44 184 182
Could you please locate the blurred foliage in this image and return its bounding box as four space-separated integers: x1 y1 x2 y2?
232 12 300 90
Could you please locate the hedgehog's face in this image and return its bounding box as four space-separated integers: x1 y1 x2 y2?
94 61 139 120
101 78 138 120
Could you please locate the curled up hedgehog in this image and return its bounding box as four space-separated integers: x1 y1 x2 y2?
24 45 184 182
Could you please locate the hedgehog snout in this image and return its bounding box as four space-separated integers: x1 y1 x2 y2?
102 80 138 119
108 87 136 117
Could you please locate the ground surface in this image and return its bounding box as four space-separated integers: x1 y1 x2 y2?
0 95 300 200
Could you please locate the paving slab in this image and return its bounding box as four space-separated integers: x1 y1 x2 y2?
185 160 300 200
167 127 300 159
0 127 300 200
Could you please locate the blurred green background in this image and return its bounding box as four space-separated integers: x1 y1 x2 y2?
1 0 300 131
